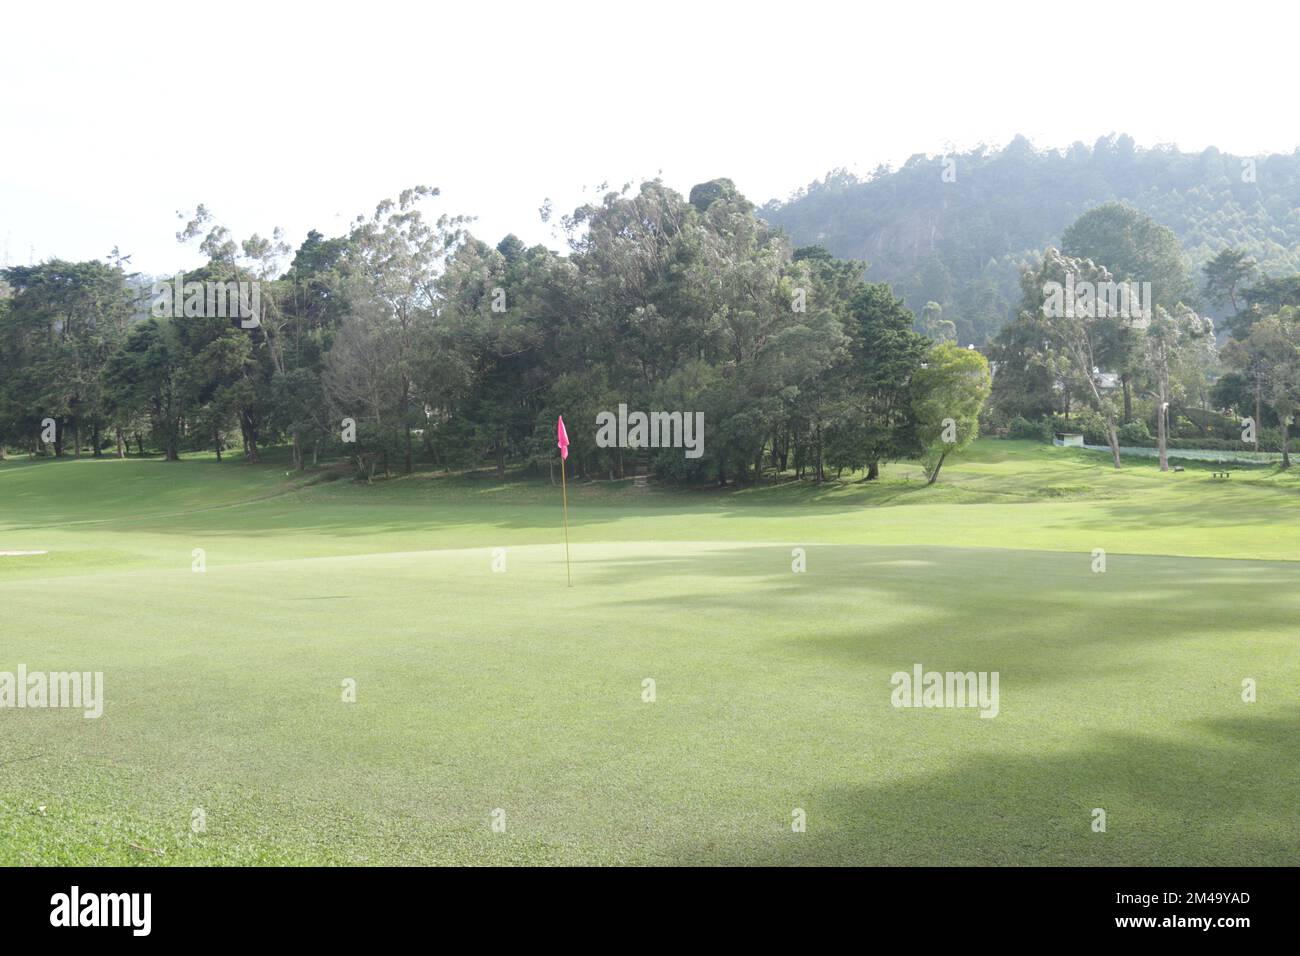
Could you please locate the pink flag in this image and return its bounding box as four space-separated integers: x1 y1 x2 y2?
557 415 569 460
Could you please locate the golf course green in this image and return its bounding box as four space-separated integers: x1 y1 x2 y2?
1 441 1296 865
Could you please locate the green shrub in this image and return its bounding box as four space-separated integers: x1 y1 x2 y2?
1178 407 1242 441
1166 433 1285 453
1007 416 1052 442
1118 420 1153 445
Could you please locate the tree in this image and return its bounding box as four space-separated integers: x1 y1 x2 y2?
1202 248 1257 315
276 229 352 469
1061 203 1196 311
688 184 836 483
434 236 545 477
1223 307 1300 468
0 260 134 457
1223 275 1300 439
688 178 747 214
919 301 956 342
1025 249 1135 468
330 186 469 475
826 284 928 480
911 342 991 484
1061 203 1194 421
778 251 859 481
174 206 294 461
987 302 1065 424
103 318 189 460
0 287 11 459
1143 305 1210 471
1228 274 1300 338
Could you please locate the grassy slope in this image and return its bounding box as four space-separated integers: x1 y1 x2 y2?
0 442 1296 865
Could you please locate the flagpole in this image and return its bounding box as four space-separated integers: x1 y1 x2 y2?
560 453 572 587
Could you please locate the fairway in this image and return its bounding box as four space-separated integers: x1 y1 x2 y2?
1 441 1296 866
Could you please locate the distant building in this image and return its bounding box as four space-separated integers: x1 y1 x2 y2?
1095 369 1121 391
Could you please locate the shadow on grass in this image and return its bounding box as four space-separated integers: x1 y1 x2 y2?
549 544 1299 864
0 442 1130 535
12 438 1300 544
578 544 1297 651
661 708 1300 865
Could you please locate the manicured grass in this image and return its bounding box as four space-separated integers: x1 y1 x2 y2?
1 442 1296 864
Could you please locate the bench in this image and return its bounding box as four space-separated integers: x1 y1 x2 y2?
1212 471 1231 479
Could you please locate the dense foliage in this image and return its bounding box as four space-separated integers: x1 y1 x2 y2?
6 154 1299 482
0 180 989 484
762 135 1300 344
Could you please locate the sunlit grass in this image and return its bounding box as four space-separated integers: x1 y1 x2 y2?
1 441 1296 864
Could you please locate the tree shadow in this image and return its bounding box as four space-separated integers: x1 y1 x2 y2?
661 709 1300 866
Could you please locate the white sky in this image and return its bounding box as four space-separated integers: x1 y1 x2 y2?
3 0 1295 275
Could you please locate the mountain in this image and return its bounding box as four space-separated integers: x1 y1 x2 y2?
759 134 1300 344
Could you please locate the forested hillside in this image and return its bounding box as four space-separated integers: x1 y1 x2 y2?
6 147 1300 485
760 134 1300 344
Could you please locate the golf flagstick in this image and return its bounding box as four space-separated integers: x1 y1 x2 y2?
557 415 572 586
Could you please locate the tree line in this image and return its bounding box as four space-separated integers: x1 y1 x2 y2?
0 179 990 485
6 179 1294 483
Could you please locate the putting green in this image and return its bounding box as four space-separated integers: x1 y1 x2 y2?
0 442 1296 865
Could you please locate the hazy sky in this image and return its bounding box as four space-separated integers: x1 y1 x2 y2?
3 0 1294 275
